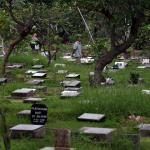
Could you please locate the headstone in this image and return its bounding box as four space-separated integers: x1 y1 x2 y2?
55 64 66 67
142 90 150 95
61 80 81 88
57 70 68 74
32 65 44 69
66 73 80 79
61 90 80 98
24 97 43 103
80 57 94 64
10 124 45 138
64 87 81 91
31 103 48 125
11 88 36 99
25 70 38 74
32 73 47 78
142 58 149 64
0 78 7 84
63 56 76 62
114 62 127 69
77 113 105 122
26 79 44 85
53 129 71 148
138 124 150 136
6 64 23 69
17 110 31 117
79 127 116 140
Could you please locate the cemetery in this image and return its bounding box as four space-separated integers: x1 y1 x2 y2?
0 1 150 150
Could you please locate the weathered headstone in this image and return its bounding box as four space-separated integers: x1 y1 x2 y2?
138 124 150 137
17 110 31 117
79 127 116 140
61 80 81 88
11 88 36 99
61 90 80 98
24 97 43 103
32 73 47 78
32 65 44 69
25 70 38 75
78 113 105 122
31 103 48 125
66 73 80 79
10 124 45 138
26 79 44 85
0 78 7 84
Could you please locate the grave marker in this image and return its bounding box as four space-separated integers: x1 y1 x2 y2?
61 90 80 98
32 73 47 78
31 103 48 125
17 110 31 117
32 65 44 69
61 80 81 88
138 124 150 136
0 78 7 84
26 79 44 85
24 97 43 103
66 73 80 79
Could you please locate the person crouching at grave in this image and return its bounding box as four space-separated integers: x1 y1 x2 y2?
72 36 82 63
30 33 41 52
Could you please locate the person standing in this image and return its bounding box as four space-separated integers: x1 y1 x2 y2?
72 37 82 59
30 33 40 52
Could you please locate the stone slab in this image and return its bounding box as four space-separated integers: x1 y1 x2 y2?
80 58 94 64
10 124 45 138
78 113 105 122
26 79 44 85
11 88 36 98
32 73 47 78
137 66 146 69
40 147 74 150
61 80 81 88
17 110 31 117
66 73 80 79
32 65 44 69
138 124 150 136
61 90 80 98
55 64 66 67
6 64 23 69
24 97 43 103
79 127 115 140
64 87 81 91
26 70 39 74
57 70 68 74
0 78 7 84
142 90 150 95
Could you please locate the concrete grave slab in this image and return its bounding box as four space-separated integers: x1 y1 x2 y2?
6 64 23 69
64 87 81 91
57 70 68 74
40 147 74 150
63 56 76 62
142 90 150 95
55 63 66 67
0 78 7 84
80 57 94 64
10 124 45 138
61 90 80 98
79 127 116 140
138 124 150 137
24 97 43 103
26 79 44 85
17 110 31 117
32 65 44 69
137 66 146 69
32 73 47 78
78 113 105 122
66 73 80 79
61 80 81 88
11 88 36 99
26 70 39 74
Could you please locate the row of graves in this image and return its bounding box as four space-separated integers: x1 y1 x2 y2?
1 52 150 150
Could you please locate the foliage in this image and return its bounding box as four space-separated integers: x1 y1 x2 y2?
129 72 140 84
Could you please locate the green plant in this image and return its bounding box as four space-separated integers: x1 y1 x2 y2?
129 73 140 84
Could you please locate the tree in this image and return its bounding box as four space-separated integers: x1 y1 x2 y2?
64 0 149 86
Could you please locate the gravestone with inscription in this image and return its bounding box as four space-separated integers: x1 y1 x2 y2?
31 103 48 125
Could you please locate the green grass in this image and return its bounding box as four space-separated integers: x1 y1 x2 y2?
0 51 150 150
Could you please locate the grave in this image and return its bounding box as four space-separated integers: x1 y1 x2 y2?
61 80 81 88
77 113 105 122
63 56 76 62
80 57 94 64
10 124 45 138
61 90 80 98
25 70 38 75
40 129 74 150
142 58 149 64
142 90 150 95
11 88 36 99
64 87 81 91
32 65 44 69
17 110 31 117
26 79 44 85
57 70 68 74
138 124 150 136
0 78 7 84
32 73 47 78
79 127 116 140
33 86 47 92
66 73 80 79
55 64 66 67
24 97 43 103
6 63 23 69
137 66 146 69
114 61 127 69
